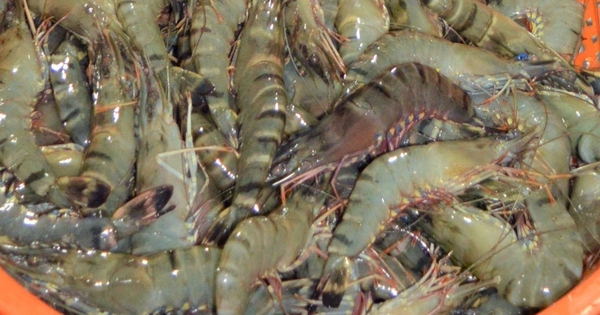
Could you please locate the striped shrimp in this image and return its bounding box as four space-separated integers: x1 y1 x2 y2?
0 245 221 314
203 0 288 246
0 183 175 251
421 0 591 96
188 0 247 148
216 184 329 315
49 35 93 148
112 0 217 254
342 30 563 101
487 0 585 60
270 63 475 185
417 190 583 308
317 133 535 307
336 0 390 66
57 29 137 215
284 0 346 83
0 4 72 208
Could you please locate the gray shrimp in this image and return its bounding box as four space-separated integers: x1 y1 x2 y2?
537 88 600 251
335 0 390 66
49 35 93 147
0 6 71 208
216 184 329 315
421 0 591 96
318 133 534 307
203 0 288 247
270 63 475 185
487 0 584 60
1 245 221 314
114 0 216 254
187 0 247 148
57 29 137 215
342 30 562 98
417 191 583 308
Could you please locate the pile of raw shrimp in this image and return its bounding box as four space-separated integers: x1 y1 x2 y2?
1 0 600 314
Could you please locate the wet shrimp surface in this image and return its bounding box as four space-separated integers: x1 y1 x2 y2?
0 0 599 314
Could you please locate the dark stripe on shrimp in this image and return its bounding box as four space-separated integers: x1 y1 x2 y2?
86 150 113 162
237 182 263 193
333 233 353 246
454 2 478 33
23 170 48 185
373 82 393 100
254 73 284 85
0 136 8 147
168 250 178 270
256 109 286 121
90 225 103 249
414 63 428 84
62 107 81 124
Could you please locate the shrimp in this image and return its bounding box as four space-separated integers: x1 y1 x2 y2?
49 35 93 148
188 0 247 148
421 0 591 96
57 29 137 215
0 245 221 314
216 184 329 315
342 30 562 99
270 63 475 185
487 0 584 60
370 256 497 315
0 184 176 251
284 0 346 83
0 3 71 208
417 191 583 308
537 88 600 251
336 0 390 66
112 0 216 254
318 133 534 307
203 0 288 246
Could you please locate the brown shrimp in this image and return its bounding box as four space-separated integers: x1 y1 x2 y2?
270 62 475 185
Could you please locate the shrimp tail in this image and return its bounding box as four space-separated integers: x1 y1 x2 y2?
56 176 111 210
111 185 175 239
318 254 351 308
